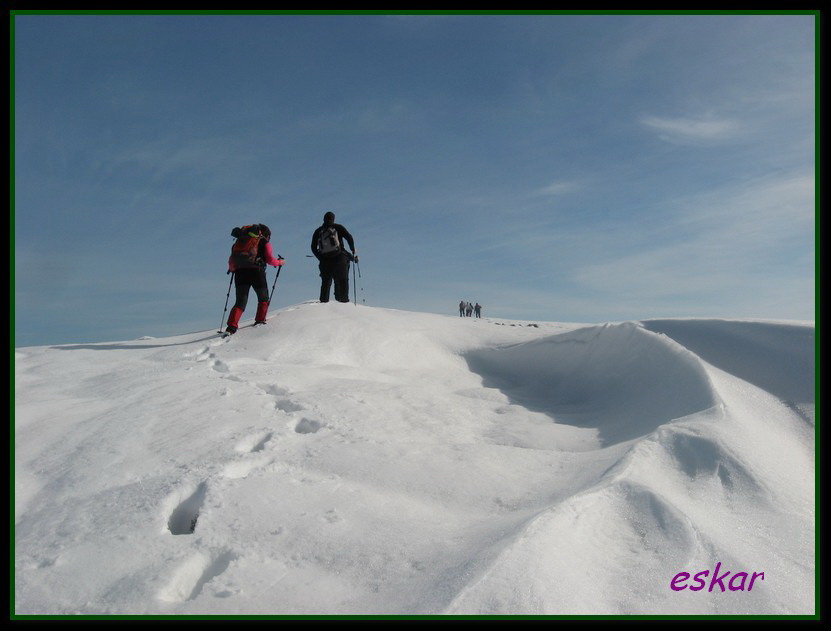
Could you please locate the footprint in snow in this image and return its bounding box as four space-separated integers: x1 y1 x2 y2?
221 456 273 480
166 482 208 536
261 384 290 397
234 432 274 453
210 356 230 373
157 549 237 603
295 418 325 434
275 399 304 413
184 346 212 361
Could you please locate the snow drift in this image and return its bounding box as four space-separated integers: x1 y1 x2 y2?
14 303 815 616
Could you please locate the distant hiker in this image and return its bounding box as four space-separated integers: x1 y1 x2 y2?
459 301 466 317
474 303 482 318
466 302 473 317
311 211 358 303
226 224 284 334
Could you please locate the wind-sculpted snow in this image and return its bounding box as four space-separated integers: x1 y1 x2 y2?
450 320 815 615
464 322 720 446
14 304 815 616
642 319 815 422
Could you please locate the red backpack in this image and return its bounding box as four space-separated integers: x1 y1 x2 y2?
230 224 264 269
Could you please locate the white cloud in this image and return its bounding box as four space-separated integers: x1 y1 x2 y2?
641 114 740 144
571 172 815 310
535 180 579 197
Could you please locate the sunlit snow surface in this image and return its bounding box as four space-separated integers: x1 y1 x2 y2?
14 303 815 616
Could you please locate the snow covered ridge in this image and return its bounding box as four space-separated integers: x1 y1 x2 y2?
14 303 815 616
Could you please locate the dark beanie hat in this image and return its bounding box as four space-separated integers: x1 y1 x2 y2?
324 211 335 224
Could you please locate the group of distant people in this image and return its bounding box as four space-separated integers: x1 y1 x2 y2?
459 301 482 318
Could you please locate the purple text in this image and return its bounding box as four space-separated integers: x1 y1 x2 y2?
671 562 765 592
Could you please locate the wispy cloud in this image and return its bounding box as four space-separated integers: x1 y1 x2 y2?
571 172 814 311
295 98 417 135
534 180 580 198
641 114 740 144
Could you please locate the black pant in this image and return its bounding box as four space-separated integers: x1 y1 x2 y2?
318 253 351 302
233 267 269 310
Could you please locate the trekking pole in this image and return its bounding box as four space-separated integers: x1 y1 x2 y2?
218 272 235 333
352 258 357 306
268 257 284 305
356 259 364 304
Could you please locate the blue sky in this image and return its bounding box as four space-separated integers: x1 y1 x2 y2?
13 12 816 346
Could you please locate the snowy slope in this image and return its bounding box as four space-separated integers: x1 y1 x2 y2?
14 303 815 616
